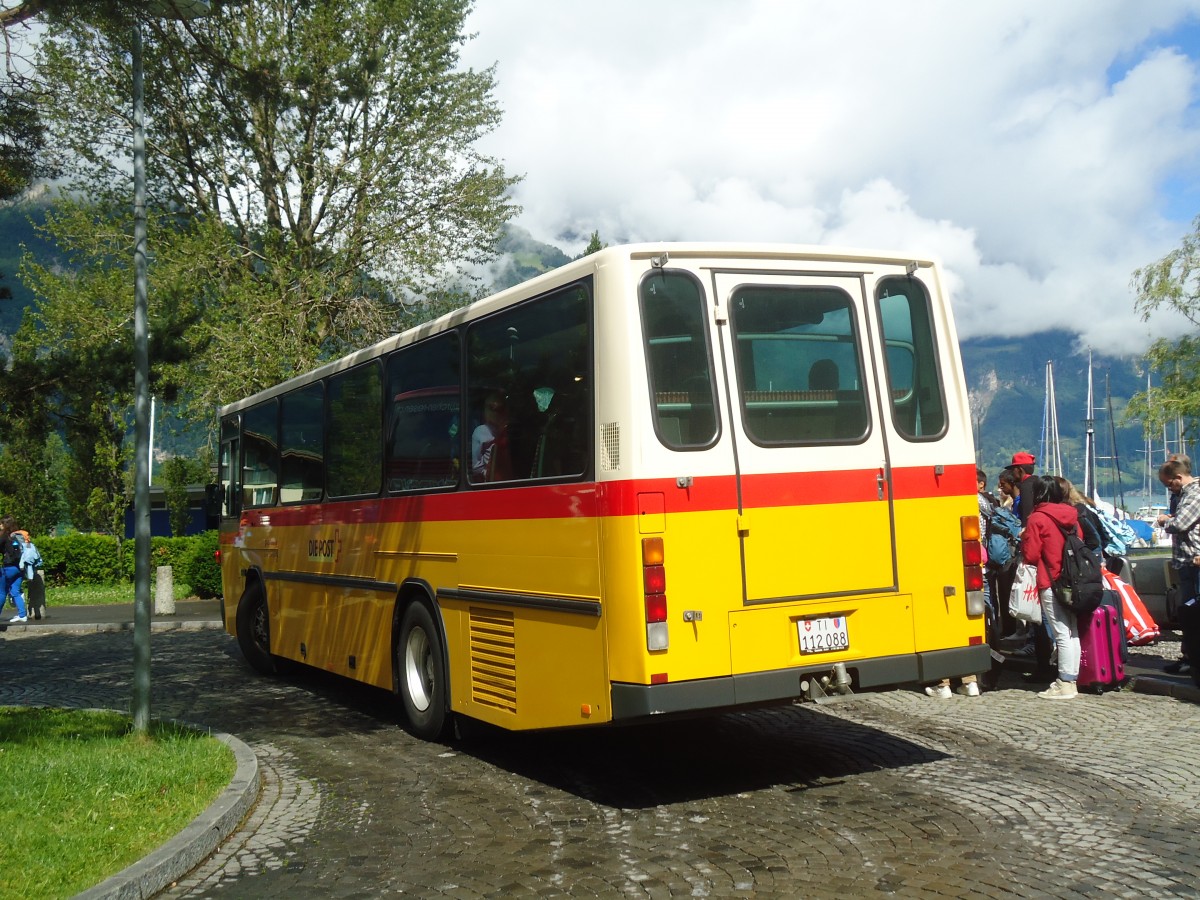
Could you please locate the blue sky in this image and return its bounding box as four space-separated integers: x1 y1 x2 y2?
462 1 1200 356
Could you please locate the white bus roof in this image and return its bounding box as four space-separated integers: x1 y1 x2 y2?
218 242 939 417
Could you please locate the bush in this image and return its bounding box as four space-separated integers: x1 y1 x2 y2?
120 536 195 583
34 531 222 593
178 530 222 599
39 533 123 586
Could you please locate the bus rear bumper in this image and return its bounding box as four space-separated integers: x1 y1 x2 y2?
610 644 993 719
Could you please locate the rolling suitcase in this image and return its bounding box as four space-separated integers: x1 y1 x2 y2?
1077 591 1126 692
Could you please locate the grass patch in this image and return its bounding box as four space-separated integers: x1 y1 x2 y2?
0 707 235 899
44 582 199 607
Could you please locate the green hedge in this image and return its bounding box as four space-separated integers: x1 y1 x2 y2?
34 531 222 598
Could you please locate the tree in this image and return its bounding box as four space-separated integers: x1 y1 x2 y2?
29 0 518 420
9 195 207 531
0 82 49 201
1127 215 1200 438
581 230 606 256
0 0 76 200
161 453 207 537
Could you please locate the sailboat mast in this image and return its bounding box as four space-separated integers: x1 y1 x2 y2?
1041 361 1063 476
1105 372 1125 511
1085 352 1096 500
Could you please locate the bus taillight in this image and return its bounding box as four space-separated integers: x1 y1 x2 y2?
643 565 666 595
642 538 668 651
960 516 986 614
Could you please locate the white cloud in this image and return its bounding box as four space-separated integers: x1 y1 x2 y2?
462 0 1200 356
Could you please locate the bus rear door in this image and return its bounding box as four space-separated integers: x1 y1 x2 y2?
711 270 897 604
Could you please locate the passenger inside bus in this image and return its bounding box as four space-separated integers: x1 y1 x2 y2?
808 358 839 393
471 392 513 482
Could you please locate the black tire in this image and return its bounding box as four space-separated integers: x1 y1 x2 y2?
396 602 449 741
235 581 276 675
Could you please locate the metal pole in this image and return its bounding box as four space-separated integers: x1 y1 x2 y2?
132 19 153 734
1084 353 1096 500
149 394 156 486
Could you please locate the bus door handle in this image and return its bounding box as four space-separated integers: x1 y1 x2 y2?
876 470 885 500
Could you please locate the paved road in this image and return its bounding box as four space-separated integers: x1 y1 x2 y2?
3 624 1200 898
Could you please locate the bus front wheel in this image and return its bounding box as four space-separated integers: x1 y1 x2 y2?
235 582 275 675
397 602 448 741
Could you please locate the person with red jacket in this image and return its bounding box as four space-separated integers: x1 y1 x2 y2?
1021 474 1083 700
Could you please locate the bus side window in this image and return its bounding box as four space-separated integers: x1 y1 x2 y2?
219 415 241 518
385 333 461 493
280 383 325 503
241 401 279 508
466 283 591 484
327 362 384 498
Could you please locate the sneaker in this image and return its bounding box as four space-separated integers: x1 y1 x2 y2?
1010 641 1037 658
956 681 981 697
924 684 952 699
8 615 26 623
1039 679 1078 700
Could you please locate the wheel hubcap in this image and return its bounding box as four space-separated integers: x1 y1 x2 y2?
253 603 270 653
404 628 432 711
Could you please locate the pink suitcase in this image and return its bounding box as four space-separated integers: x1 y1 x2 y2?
1077 599 1125 692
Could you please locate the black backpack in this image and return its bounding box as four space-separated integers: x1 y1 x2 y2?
1054 524 1104 616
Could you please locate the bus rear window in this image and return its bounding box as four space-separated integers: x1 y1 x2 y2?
729 285 869 445
640 271 718 449
877 277 947 440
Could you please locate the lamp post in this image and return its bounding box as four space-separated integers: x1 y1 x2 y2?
131 0 210 734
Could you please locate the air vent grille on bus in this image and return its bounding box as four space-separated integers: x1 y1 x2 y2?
469 607 517 714
601 422 620 471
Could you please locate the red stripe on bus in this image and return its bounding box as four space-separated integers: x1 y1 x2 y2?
225 462 975 528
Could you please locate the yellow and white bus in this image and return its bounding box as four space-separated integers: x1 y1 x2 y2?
218 243 989 740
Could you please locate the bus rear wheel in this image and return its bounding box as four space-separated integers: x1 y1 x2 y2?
397 602 448 741
236 582 276 675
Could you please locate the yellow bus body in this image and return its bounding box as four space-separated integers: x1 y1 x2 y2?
220 243 989 735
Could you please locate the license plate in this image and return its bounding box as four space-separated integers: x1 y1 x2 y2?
798 616 850 654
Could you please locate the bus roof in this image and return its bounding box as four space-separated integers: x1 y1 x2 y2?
218 242 939 417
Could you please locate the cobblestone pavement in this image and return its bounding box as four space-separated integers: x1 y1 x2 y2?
4 628 1200 898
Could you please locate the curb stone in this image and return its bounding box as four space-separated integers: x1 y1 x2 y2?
4 620 226 635
1129 674 1200 704
75 727 260 900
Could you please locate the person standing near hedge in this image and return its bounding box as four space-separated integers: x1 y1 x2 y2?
0 517 28 623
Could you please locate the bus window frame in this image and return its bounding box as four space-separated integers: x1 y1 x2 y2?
875 275 949 442
638 267 721 452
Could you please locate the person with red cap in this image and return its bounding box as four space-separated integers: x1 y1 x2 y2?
1008 452 1036 523
1002 452 1056 683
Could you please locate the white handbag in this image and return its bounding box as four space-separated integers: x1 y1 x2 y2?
1007 562 1042 625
